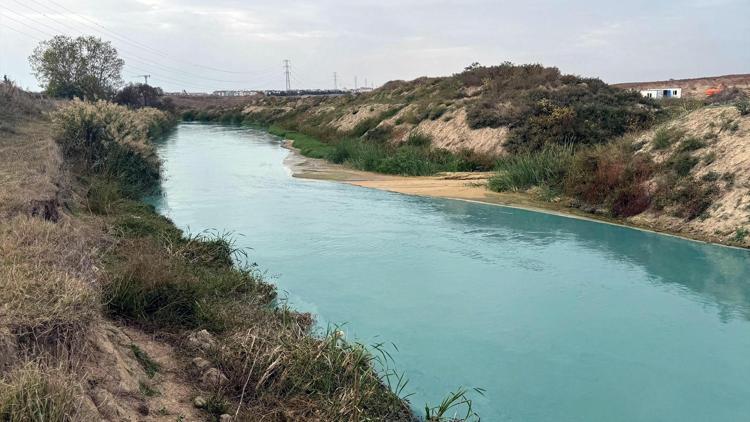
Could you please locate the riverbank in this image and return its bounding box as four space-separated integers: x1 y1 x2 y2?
282 140 748 249
0 90 418 420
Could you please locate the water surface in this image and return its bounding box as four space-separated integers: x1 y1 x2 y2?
153 123 750 421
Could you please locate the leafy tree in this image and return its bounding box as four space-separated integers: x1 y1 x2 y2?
29 35 124 99
115 83 173 110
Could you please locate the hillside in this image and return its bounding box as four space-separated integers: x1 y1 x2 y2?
614 74 750 98
172 64 750 248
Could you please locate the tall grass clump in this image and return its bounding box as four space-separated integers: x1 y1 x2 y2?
489 144 574 192
210 325 413 421
0 217 100 359
53 100 174 197
0 364 92 422
103 232 274 332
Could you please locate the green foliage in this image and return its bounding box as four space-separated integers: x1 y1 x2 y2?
103 227 273 332
663 177 717 220
29 35 124 100
489 144 574 192
424 387 484 422
677 136 706 152
462 63 658 152
406 131 432 147
736 100 750 116
130 344 160 378
564 142 655 217
668 152 699 177
53 100 174 197
733 228 749 243
652 127 685 150
326 137 472 176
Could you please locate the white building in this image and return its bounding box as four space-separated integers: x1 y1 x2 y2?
640 88 682 99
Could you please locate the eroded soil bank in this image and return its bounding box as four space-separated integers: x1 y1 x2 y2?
282 141 748 248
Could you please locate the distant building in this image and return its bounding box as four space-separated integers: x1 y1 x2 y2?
212 90 260 97
640 88 682 99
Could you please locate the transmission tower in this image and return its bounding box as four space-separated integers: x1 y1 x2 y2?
333 72 338 90
137 74 151 85
283 60 291 91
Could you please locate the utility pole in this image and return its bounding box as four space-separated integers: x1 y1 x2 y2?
137 74 151 85
333 72 338 90
283 60 291 91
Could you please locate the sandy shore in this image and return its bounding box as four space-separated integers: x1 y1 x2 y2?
282 141 629 223
281 141 747 248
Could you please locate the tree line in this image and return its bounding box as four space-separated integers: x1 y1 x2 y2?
29 35 172 111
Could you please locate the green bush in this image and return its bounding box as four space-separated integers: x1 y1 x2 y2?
53 100 173 197
652 127 684 150
564 142 655 217
677 136 706 152
462 64 658 152
668 152 699 177
406 131 432 147
737 100 750 116
489 144 574 192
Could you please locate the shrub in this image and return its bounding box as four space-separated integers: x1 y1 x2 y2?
428 105 448 120
564 142 655 217
667 178 717 220
489 144 574 192
53 100 173 197
677 136 706 152
364 125 393 143
737 100 750 116
652 127 684 150
406 131 432 147
463 64 658 152
667 152 699 177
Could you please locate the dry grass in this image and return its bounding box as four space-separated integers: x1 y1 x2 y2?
206 319 411 421
0 216 101 360
0 362 93 421
0 118 64 220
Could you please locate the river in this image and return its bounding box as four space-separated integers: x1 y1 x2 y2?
151 123 750 421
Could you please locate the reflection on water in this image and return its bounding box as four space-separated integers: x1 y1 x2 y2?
153 124 750 422
432 198 750 322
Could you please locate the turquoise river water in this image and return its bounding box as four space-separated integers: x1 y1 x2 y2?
152 123 750 421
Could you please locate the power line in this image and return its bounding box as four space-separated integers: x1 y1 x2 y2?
1 5 284 90
35 0 278 75
4 1 276 85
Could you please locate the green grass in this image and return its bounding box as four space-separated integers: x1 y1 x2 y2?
269 125 336 159
130 344 160 378
489 144 575 192
652 127 685 150
677 136 706 152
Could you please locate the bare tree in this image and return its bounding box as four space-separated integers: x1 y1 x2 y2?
29 35 124 100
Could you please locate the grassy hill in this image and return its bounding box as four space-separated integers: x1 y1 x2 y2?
172 63 750 247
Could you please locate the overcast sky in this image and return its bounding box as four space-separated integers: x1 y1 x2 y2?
1 0 748 92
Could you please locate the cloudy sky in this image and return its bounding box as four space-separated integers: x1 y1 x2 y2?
1 0 748 92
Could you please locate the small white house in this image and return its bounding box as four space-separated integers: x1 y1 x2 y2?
640 88 682 99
